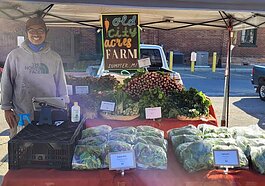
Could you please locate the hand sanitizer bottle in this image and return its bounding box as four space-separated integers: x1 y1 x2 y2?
71 102 80 122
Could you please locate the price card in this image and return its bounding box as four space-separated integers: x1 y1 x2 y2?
67 85 73 95
75 86 89 94
109 151 136 170
138 58 151 68
100 101 115 111
213 149 240 167
145 107 162 119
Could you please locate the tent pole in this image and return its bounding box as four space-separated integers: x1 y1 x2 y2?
221 22 233 127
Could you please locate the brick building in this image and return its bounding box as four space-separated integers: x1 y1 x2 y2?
1 17 265 68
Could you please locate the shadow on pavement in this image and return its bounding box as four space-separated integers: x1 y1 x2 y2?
233 97 265 128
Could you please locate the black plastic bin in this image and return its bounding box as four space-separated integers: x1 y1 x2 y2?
8 120 83 170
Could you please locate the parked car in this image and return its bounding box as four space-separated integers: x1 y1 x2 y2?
251 65 265 101
96 44 183 84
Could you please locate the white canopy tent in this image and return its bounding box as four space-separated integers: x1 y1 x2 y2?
1 0 265 127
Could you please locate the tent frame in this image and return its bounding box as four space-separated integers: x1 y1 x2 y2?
1 2 264 127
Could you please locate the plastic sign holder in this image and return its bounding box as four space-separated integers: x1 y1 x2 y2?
213 149 240 174
138 58 151 68
145 107 162 121
100 101 115 112
109 151 136 176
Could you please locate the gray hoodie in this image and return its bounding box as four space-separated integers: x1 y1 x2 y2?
1 40 68 120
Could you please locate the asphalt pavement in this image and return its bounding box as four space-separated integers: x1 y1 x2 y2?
0 64 264 185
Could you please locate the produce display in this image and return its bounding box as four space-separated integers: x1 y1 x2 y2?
66 75 119 119
73 125 167 170
67 71 212 120
123 71 183 99
169 124 265 173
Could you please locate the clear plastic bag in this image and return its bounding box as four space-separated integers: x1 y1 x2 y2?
72 144 106 170
134 142 167 170
171 134 201 149
108 132 136 145
136 125 164 138
81 125 112 139
111 126 137 135
136 136 168 151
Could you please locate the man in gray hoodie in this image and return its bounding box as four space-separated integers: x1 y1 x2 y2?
1 16 69 138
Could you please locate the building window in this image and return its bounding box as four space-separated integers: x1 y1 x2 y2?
240 29 257 47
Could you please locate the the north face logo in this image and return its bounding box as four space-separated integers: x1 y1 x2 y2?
25 63 49 74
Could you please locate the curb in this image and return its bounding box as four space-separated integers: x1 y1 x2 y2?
173 67 252 72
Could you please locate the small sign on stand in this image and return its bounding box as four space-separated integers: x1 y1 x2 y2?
138 58 151 68
75 86 89 95
213 149 240 174
109 151 136 176
145 107 162 121
100 101 115 112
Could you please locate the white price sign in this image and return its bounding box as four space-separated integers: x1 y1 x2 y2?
109 151 136 170
100 101 115 111
75 86 89 94
145 107 162 119
213 149 240 167
138 58 151 68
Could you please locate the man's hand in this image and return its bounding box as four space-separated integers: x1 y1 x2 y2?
4 110 17 129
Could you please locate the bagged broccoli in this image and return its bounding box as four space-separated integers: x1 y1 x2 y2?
174 142 193 163
134 142 167 169
180 141 213 172
72 144 106 170
204 138 237 147
108 132 136 145
111 126 137 135
198 124 229 135
167 126 202 141
230 125 265 139
78 135 107 146
236 136 265 157
171 134 201 149
81 125 112 139
136 136 168 151
136 125 164 138
203 132 232 139
104 140 133 167
250 146 265 174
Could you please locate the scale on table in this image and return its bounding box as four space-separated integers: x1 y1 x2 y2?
213 149 240 174
32 97 67 126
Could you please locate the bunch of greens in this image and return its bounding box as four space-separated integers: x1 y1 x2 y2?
166 88 212 118
138 87 169 118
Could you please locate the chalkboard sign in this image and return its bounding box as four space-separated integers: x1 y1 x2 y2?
101 14 140 70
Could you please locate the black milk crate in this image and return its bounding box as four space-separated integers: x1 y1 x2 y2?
8 120 83 170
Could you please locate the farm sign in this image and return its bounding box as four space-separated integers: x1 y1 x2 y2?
102 14 140 70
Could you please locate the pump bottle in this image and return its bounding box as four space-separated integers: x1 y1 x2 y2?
71 102 81 122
